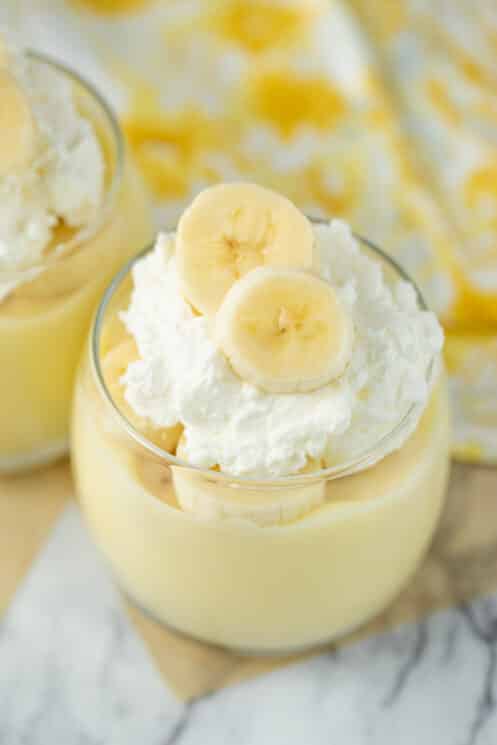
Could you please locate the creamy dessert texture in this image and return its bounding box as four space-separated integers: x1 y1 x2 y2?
0 34 152 472
0 36 104 301
73 182 449 652
120 220 442 478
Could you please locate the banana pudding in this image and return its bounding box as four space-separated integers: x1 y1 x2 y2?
73 183 450 653
0 38 152 472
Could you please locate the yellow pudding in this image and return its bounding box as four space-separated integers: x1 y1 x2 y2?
0 52 152 473
73 363 449 652
72 192 449 653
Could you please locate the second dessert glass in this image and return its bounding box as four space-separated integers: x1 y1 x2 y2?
72 233 450 655
0 53 153 474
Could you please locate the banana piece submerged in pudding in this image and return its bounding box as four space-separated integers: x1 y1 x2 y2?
173 436 325 526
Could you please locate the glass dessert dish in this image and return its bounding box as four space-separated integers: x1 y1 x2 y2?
73 186 450 654
0 48 153 474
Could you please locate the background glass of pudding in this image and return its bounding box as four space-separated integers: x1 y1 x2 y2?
0 53 153 474
72 235 450 655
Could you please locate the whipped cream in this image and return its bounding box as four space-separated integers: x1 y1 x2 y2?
0 37 105 301
121 222 443 478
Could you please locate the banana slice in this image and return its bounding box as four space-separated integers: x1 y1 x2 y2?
101 340 182 453
173 437 325 526
176 182 315 314
215 267 354 393
0 70 37 175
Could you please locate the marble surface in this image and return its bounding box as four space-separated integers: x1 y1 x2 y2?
1 504 497 745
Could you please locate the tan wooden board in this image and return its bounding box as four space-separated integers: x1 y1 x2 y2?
0 461 71 616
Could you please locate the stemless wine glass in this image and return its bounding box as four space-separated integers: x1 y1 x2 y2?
72 234 450 654
0 52 153 474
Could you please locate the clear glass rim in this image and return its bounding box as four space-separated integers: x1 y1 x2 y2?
90 225 438 487
5 51 125 274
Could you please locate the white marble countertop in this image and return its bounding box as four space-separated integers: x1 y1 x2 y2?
1 504 497 745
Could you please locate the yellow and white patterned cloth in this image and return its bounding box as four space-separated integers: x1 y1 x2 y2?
5 0 497 462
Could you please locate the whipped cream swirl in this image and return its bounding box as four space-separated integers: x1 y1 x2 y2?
121 221 443 478
0 36 105 301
